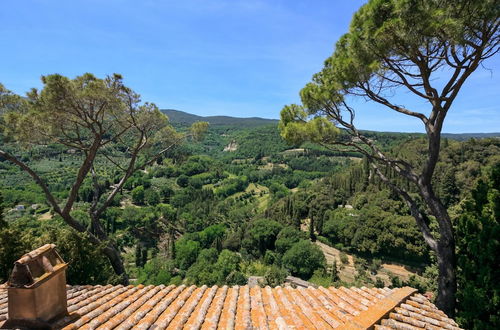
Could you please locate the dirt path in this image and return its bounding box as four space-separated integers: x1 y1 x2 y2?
316 241 354 265
38 211 53 221
315 241 357 282
315 241 420 284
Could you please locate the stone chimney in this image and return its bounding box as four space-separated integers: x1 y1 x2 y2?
3 244 68 329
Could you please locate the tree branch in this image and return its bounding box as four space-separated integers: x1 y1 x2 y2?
371 163 438 251
0 149 61 214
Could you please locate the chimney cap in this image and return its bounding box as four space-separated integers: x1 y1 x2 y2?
8 244 67 288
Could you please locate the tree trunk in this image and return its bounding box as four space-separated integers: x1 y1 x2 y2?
90 212 129 284
372 161 458 317
103 244 129 284
420 183 457 317
436 235 457 317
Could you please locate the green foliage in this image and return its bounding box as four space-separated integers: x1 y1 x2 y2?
215 176 249 198
198 224 226 249
0 227 27 282
282 240 325 279
185 248 219 285
42 229 116 284
232 125 289 158
331 260 340 283
369 258 382 275
309 268 333 288
176 175 189 188
184 248 243 285
323 203 427 261
175 238 200 270
225 271 247 285
354 257 368 273
404 275 431 294
243 261 271 277
179 155 213 176
275 226 307 254
390 274 402 288
159 185 174 202
214 249 242 283
135 243 143 267
456 163 500 329
278 0 500 314
157 203 177 220
264 265 288 287
279 104 339 145
162 109 278 128
144 188 161 206
131 185 145 205
3 71 500 325
268 183 289 202
263 250 278 265
0 192 6 228
1 211 117 284
375 277 385 288
339 252 349 265
10 217 117 285
190 121 209 142
137 257 176 285
242 219 283 257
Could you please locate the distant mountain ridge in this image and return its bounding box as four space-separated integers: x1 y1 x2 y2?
161 109 278 128
441 132 500 141
161 109 499 140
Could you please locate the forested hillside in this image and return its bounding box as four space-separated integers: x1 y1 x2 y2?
162 109 278 128
2 113 498 292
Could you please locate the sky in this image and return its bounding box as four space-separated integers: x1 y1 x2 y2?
1 0 498 133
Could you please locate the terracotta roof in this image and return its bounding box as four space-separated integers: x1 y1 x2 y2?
0 284 461 329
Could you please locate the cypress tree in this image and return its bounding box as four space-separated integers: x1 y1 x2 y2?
331 260 339 283
141 247 148 267
135 243 142 268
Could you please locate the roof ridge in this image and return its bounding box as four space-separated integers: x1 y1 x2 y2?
338 286 417 329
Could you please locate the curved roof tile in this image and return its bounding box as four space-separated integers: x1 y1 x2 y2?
0 285 462 329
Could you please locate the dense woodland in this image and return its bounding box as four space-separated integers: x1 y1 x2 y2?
0 113 499 327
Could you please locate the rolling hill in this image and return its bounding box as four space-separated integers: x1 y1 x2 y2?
161 109 278 128
162 109 499 141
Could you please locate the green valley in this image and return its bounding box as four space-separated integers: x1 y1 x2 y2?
2 107 498 295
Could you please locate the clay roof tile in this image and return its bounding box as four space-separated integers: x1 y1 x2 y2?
0 284 463 329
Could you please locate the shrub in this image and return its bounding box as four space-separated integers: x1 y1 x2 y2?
309 268 332 287
242 219 283 257
339 252 349 264
144 189 160 206
175 239 200 270
390 274 402 288
316 235 330 245
275 226 306 254
375 277 385 288
368 258 382 274
131 185 145 205
215 250 242 283
176 174 189 188
263 250 278 265
225 271 247 285
264 266 288 287
282 240 326 279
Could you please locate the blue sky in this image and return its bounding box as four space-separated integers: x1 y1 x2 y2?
1 0 498 133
